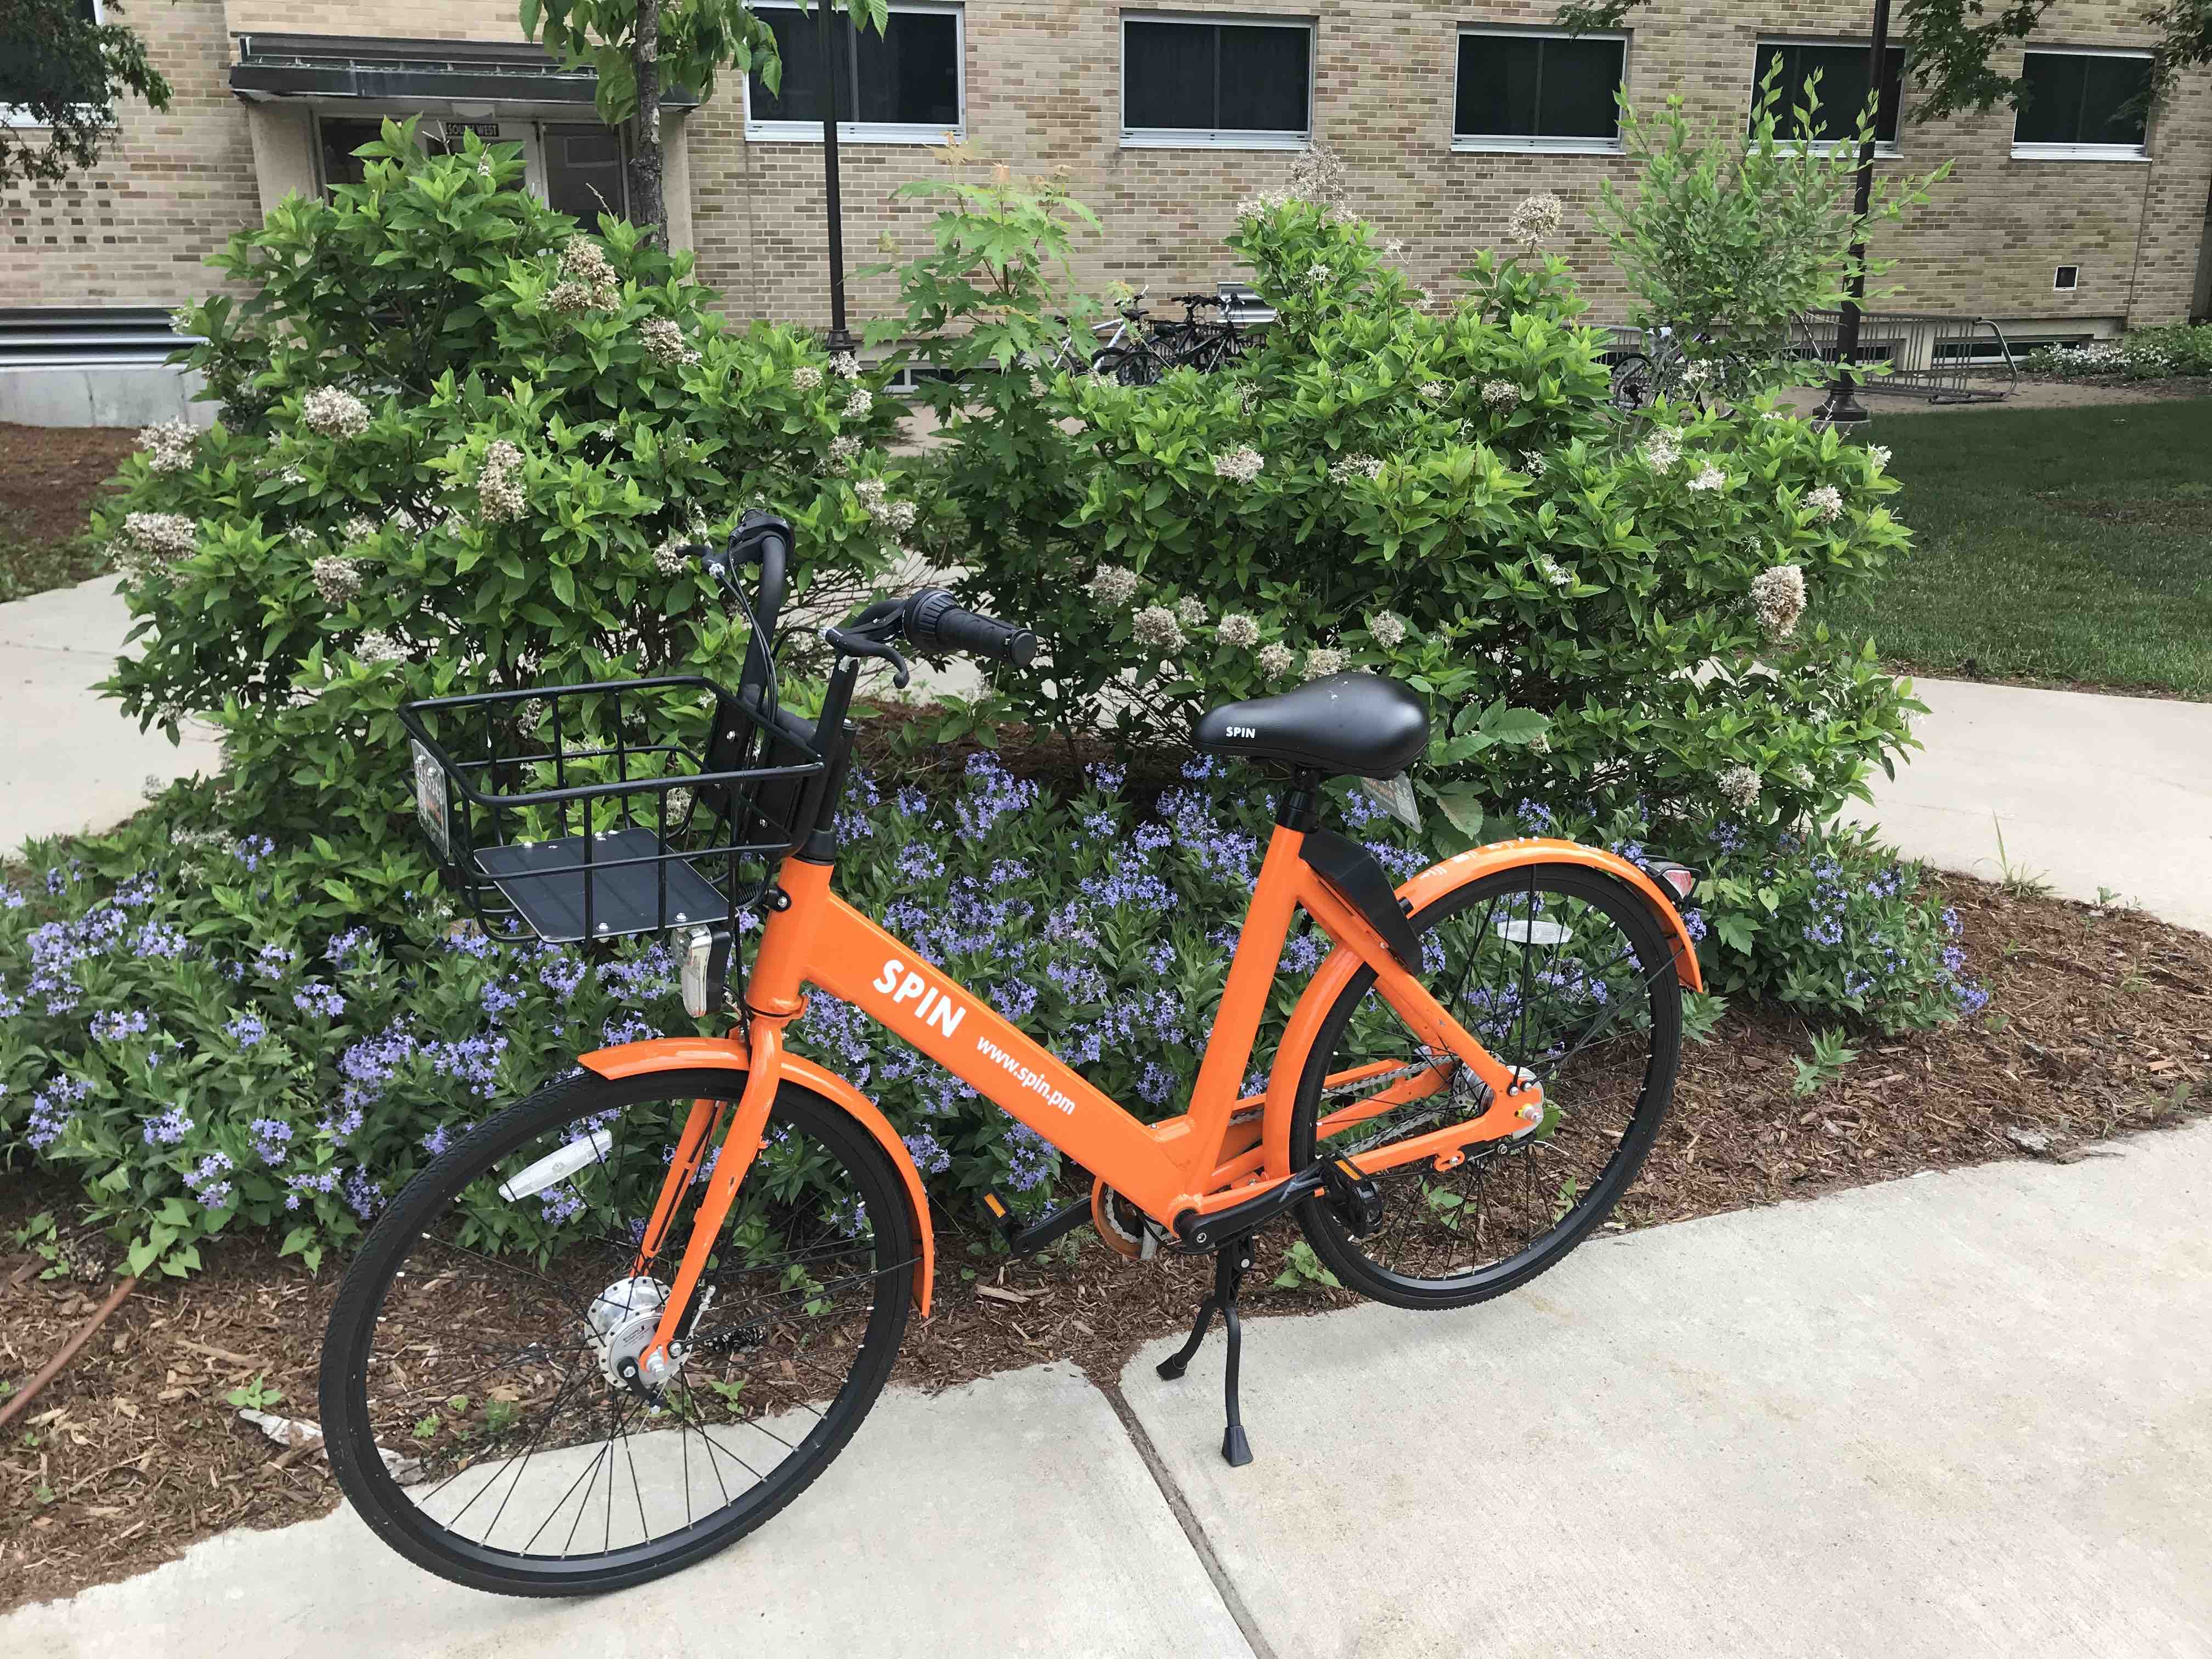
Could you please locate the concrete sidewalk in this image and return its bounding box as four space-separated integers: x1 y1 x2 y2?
1849 676 2212 934
0 575 222 849
9 1123 2207 1656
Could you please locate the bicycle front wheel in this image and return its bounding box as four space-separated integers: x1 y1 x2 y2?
319 1069 915 1596
1291 862 1681 1309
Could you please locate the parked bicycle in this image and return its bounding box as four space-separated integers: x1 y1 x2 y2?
1092 290 1255 385
320 510 1701 1595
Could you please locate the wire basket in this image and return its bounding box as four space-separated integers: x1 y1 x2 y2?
398 676 824 944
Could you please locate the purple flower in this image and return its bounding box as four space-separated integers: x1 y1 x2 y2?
231 834 276 872
343 1167 385 1219
600 1014 661 1047
90 1008 151 1041
253 943 297 982
955 753 1039 839
326 926 373 964
142 1105 194 1145
896 843 945 883
479 979 521 1019
1680 909 1708 943
250 1117 292 1161
0 882 23 910
1954 979 1990 1016
420 1123 452 1156
1003 1123 1056 1191
26 1077 93 1151
293 980 346 1019
283 1169 338 1210
1940 907 1962 937
539 1183 584 1224
132 920 188 958
539 952 585 999
902 1131 951 1175
226 1013 268 1046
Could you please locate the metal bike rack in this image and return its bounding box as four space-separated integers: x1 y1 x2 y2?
1792 310 2019 403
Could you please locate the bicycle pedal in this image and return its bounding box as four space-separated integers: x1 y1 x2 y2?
1320 1156 1384 1239
980 1191 1024 1248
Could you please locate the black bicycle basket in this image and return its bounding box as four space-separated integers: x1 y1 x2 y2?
397 675 825 944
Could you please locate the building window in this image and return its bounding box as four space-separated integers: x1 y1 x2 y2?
1454 27 1626 152
2012 49 2152 159
744 2 963 143
1752 40 1904 147
316 117 452 194
543 124 628 221
3 0 104 128
1121 14 1313 149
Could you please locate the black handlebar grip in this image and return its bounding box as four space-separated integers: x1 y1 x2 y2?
905 589 1037 668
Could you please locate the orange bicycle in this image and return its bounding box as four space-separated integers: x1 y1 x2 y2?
320 512 1701 1595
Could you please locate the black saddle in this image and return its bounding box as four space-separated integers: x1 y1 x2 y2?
1192 672 1430 777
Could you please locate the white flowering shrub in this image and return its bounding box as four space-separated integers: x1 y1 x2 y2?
97 120 915 841
898 175 1917 847
2019 325 2212 382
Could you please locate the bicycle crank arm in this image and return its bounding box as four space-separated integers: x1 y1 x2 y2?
1172 1164 1331 1249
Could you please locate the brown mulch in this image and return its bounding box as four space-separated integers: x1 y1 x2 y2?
0 423 136 600
4 873 2208 1611
0 424 135 552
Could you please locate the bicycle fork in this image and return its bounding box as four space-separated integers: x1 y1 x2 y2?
628 1021 793 1389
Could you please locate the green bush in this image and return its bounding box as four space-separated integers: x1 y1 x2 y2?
96 120 915 843
1 755 1978 1276
2021 325 2212 381
891 162 1918 848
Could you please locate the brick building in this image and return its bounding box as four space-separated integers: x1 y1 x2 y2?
5 1 2209 420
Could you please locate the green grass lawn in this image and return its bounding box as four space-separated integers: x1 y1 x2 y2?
1822 396 2212 699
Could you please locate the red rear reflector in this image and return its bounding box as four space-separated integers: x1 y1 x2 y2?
1660 867 1696 900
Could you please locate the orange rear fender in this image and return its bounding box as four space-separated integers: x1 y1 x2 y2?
578 1035 934 1317
1261 838 1703 1182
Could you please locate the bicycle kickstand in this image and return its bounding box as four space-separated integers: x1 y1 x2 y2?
1154 1232 1256 1467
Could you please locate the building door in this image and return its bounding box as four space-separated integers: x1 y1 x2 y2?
542 125 629 223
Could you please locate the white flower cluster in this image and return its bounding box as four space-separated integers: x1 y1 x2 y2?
1865 445 1891 471
1517 451 1548 477
1218 612 1260 648
1212 446 1265 484
354 630 408 665
1132 605 1186 651
1750 563 1807 641
1175 595 1206 628
827 435 861 469
1641 430 1681 473
830 351 861 380
477 439 526 523
339 515 379 550
1679 359 1717 390
854 476 917 534
1533 552 1573 589
1304 646 1345 680
136 419 199 474
1688 464 1728 493
1307 262 1333 286
1367 610 1407 648
1087 565 1139 607
843 387 874 420
121 511 199 566
546 237 621 313
302 386 370 441
1257 641 1295 680
1806 483 1845 523
1419 380 1449 402
1718 765 1762 811
639 317 701 367
792 363 825 392
1329 454 1384 483
652 537 690 575
1481 379 1522 411
312 555 364 603
1506 191 1565 249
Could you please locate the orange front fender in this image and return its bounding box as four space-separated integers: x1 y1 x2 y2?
578 1035 934 1317
1262 838 1703 1181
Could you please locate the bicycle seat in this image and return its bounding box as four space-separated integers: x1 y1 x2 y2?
1192 673 1430 777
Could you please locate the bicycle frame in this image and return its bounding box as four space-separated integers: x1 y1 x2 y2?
582 815 1701 1382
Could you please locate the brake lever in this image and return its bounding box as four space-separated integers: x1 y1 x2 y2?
823 624 912 690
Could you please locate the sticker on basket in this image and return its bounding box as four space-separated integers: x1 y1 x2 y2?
411 739 452 861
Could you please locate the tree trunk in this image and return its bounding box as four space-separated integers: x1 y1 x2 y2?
628 0 666 242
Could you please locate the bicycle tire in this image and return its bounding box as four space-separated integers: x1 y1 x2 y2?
1291 862 1681 1310
1092 345 1163 387
1609 354 1658 414
320 1068 913 1596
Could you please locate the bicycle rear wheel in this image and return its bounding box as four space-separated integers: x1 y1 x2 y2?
1291 862 1681 1308
319 1069 914 1596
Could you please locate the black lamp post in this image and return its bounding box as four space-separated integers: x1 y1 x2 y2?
816 0 858 356
1818 0 1892 425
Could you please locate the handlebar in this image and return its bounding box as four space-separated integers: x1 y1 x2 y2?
903 589 1037 667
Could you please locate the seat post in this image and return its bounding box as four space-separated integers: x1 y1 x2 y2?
1274 769 1322 832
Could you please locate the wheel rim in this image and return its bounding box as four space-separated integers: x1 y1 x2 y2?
1295 867 1678 1297
328 1085 906 1581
